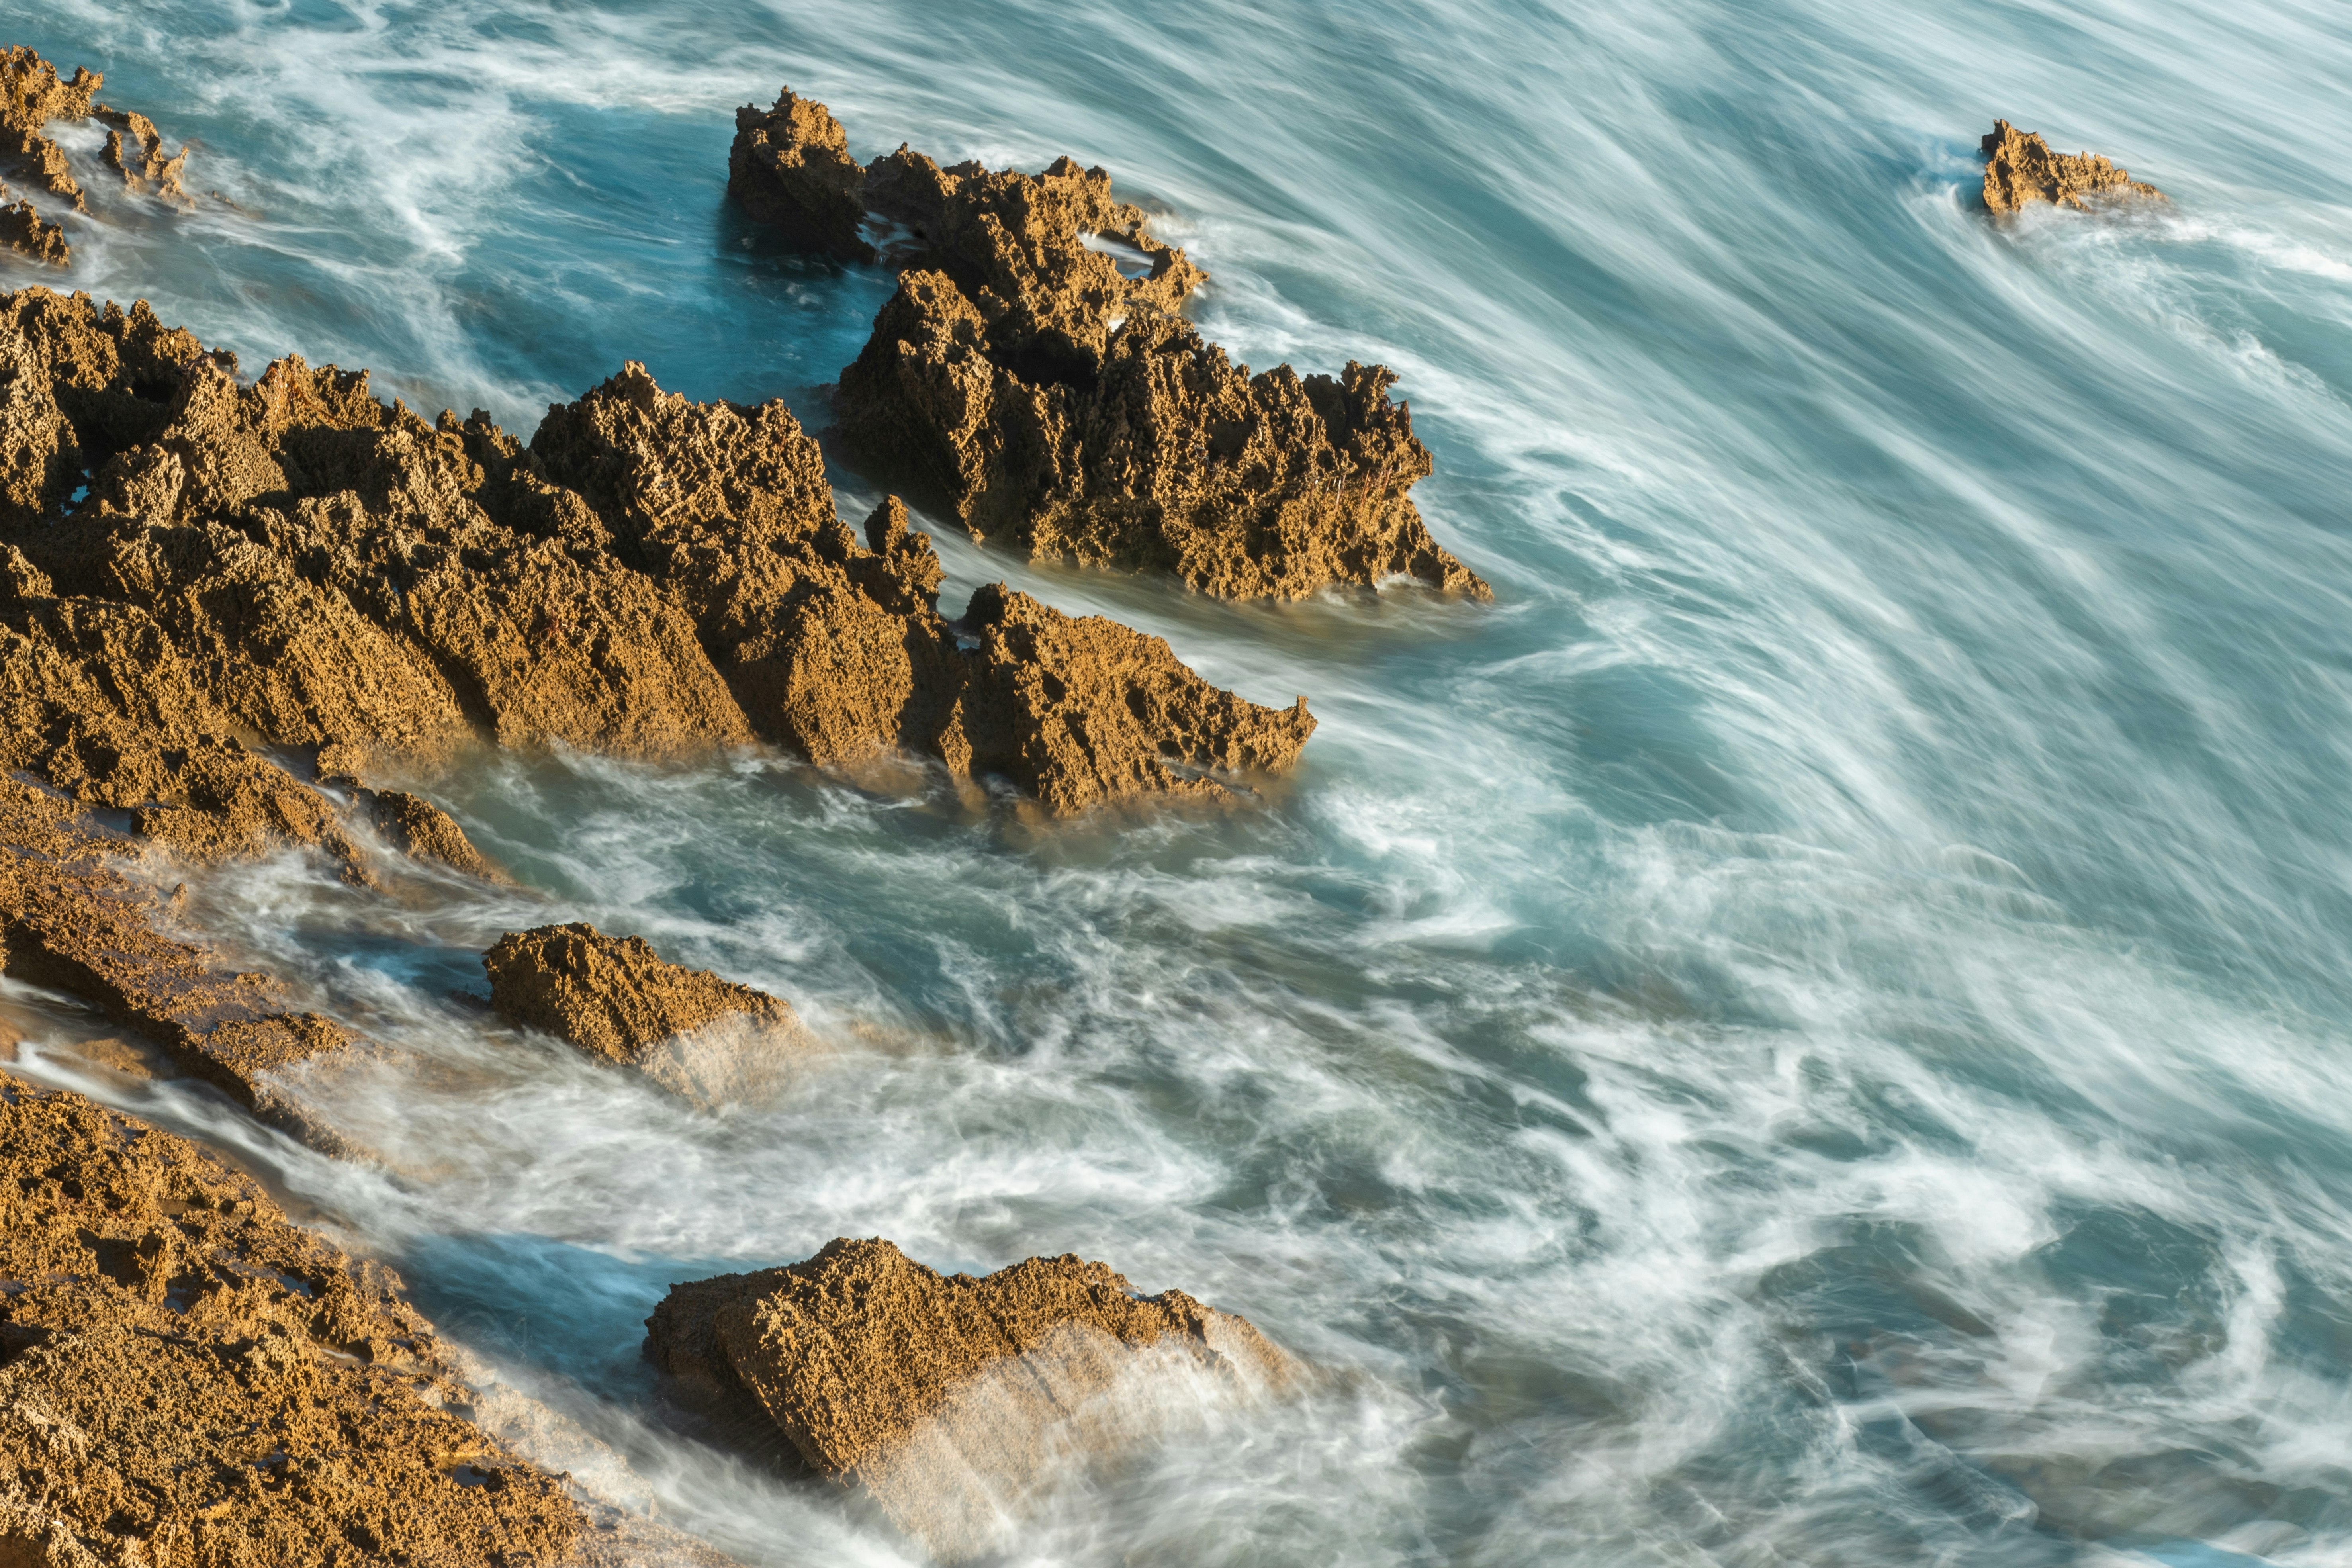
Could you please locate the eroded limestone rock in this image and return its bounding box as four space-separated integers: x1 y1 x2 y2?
483 922 810 1105
0 47 196 266
728 89 871 261
0 1081 583 1566
1981 119 2164 214
0 196 66 266
645 1237 1289 1558
724 91 1485 602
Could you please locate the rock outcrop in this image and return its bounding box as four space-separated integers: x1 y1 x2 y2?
483 922 809 1105
0 48 195 266
725 90 1487 602
728 90 871 262
1980 119 2164 214
0 1081 583 1567
2 287 1301 816
0 196 66 266
645 1237 1290 1558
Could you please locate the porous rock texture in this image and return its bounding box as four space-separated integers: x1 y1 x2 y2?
1981 119 2164 214
645 1237 1290 1558
728 90 871 262
483 922 809 1105
0 47 194 265
725 90 1487 602
0 1081 584 1567
2 285 1302 817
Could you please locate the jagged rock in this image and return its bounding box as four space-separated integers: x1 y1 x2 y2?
0 197 66 266
1981 119 2164 214
733 91 1485 601
645 1237 1289 1559
0 1081 583 1566
3 286 1311 821
483 922 810 1105
94 107 188 204
728 89 871 261
0 48 97 214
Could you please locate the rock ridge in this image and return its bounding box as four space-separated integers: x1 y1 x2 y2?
727 88 1489 603
1 47 193 266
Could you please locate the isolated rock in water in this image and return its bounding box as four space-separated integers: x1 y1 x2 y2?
728 88 872 261
0 195 66 265
644 1237 1291 1559
1980 119 2164 213
95 106 189 204
483 922 810 1104
0 1082 583 1566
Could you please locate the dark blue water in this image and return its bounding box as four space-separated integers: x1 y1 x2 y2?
9 0 2352 1562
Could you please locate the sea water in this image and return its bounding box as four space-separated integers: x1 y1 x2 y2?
7 0 2352 1562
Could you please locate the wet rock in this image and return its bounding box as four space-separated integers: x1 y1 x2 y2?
0 1081 583 1566
0 48 98 213
1980 119 2164 214
728 89 872 261
483 922 810 1105
0 778 356 1142
645 1237 1289 1559
4 284 1310 824
94 107 189 204
0 196 67 266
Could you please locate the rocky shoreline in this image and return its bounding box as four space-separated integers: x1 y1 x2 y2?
0 41 1361 1563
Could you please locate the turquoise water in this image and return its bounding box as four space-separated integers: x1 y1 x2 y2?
10 0 2352 1562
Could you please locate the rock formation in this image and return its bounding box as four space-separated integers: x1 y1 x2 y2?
1 287 1302 818
1980 119 2164 214
645 1237 1290 1558
728 90 871 262
725 90 1488 602
0 1081 583 1567
0 48 195 265
483 922 809 1104
0 196 66 266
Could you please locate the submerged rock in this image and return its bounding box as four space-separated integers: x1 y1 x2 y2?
725 90 1487 602
644 1237 1290 1559
1980 119 2164 214
483 922 810 1105
0 1081 584 1566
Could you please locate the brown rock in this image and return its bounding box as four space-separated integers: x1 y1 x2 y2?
0 778 356 1139
3 284 1309 820
94 107 189 205
952 583 1316 813
1981 119 2164 214
728 89 872 261
0 197 66 266
644 1237 1289 1558
0 1081 582 1567
0 48 97 214
483 922 810 1105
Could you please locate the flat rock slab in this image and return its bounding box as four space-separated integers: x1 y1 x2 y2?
645 1237 1289 1558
